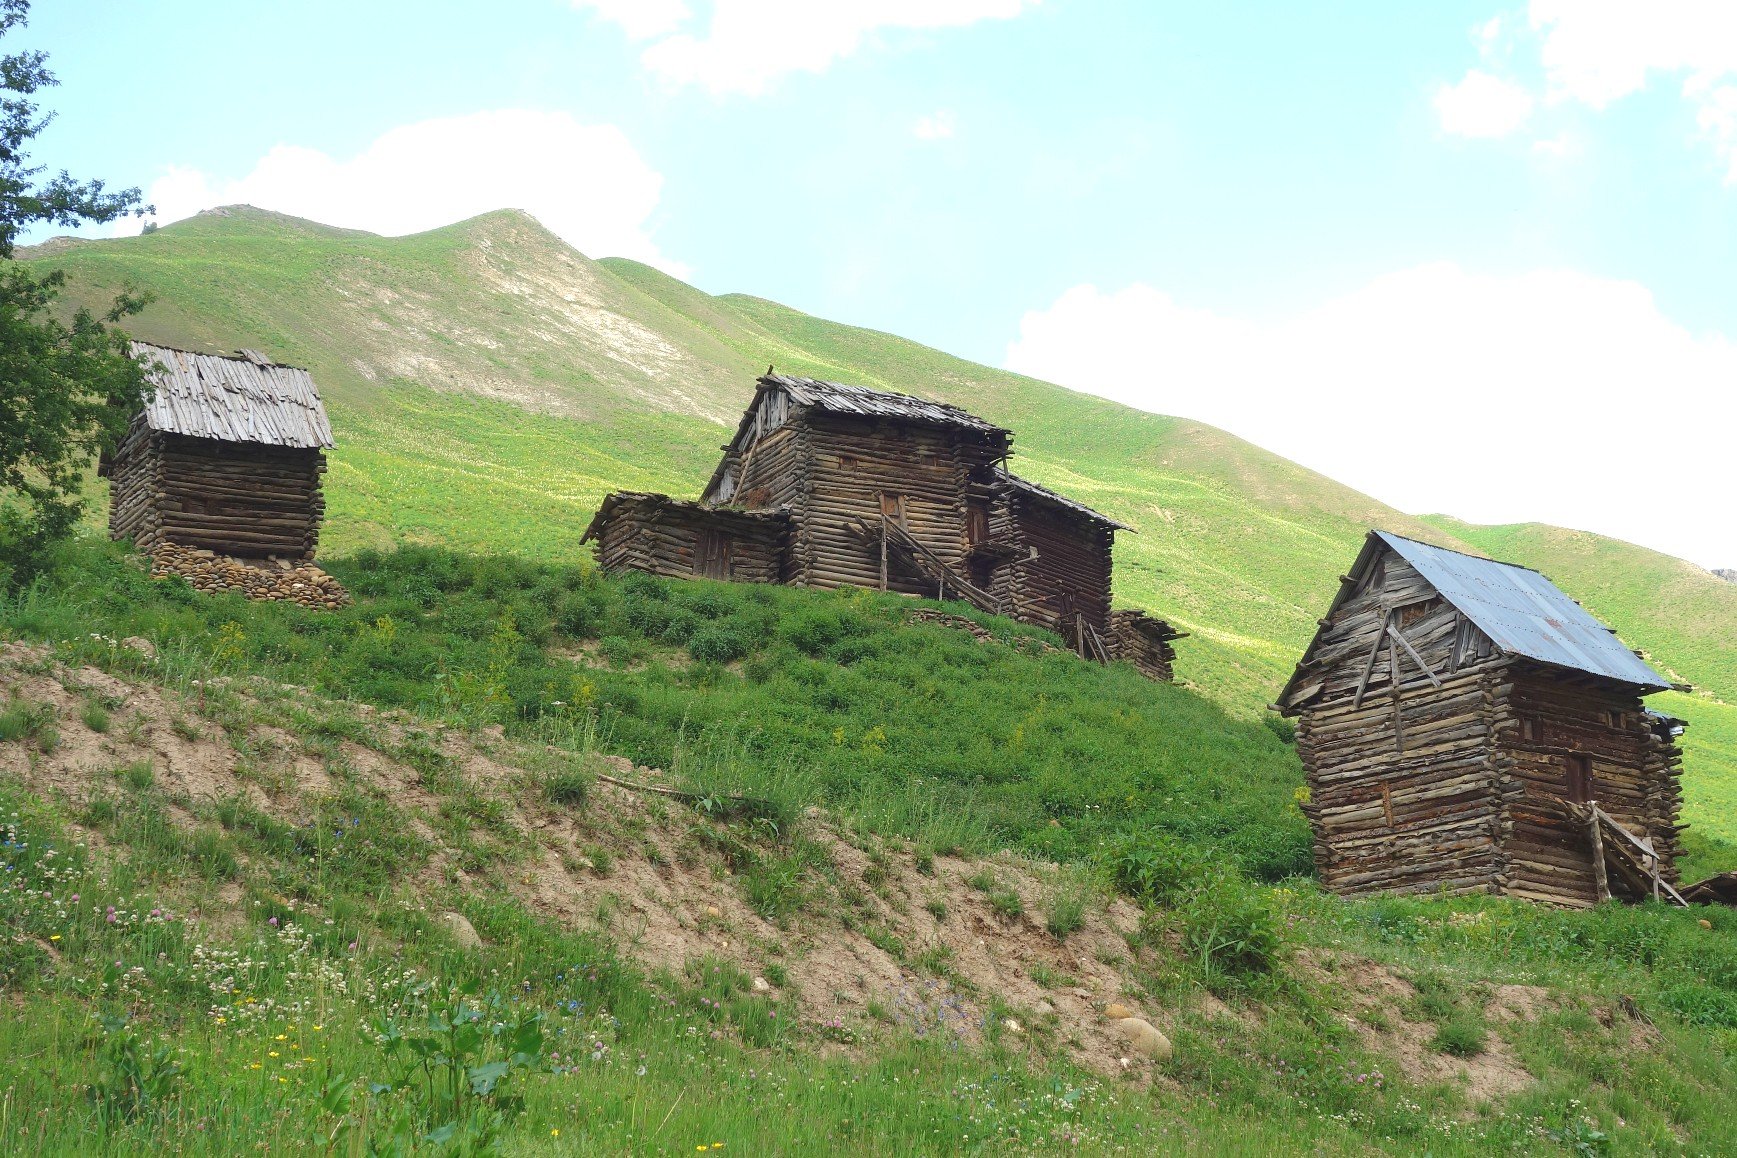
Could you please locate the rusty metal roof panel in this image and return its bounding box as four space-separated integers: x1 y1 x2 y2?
133 341 335 449
1375 531 1670 690
763 374 1007 436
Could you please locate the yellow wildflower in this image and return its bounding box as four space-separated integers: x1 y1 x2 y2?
269 1051 280 1058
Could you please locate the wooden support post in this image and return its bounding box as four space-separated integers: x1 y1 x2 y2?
1587 802 1610 903
1351 610 1388 710
879 511 888 592
1390 634 1404 755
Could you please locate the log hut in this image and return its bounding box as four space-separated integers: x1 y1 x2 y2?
1276 531 1686 908
700 375 1012 602
107 344 334 561
985 471 1124 652
587 372 1183 678
581 492 787 584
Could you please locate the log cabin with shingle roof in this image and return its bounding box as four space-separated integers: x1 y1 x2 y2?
1276 530 1687 908
585 372 1183 677
106 343 335 561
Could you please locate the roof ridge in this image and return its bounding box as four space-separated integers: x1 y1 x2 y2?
1373 528 1548 579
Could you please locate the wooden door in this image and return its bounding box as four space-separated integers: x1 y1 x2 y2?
694 529 731 580
966 500 990 546
1566 753 1593 804
879 492 907 528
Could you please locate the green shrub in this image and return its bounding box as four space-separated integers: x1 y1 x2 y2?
115 759 154 791
0 698 55 746
688 624 751 664
1045 864 1095 939
543 768 592 807
1430 1017 1488 1057
80 701 111 733
1658 982 1737 1028
1102 831 1215 907
1182 884 1283 987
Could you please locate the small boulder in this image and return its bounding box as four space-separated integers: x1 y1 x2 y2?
1104 1002 1135 1021
439 912 482 949
1700 919 1713 930
120 636 157 661
752 976 772 993
1002 1018 1022 1034
1111 1017 1172 1061
704 905 722 919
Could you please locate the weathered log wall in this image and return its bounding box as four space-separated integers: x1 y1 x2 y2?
109 429 326 560
1106 610 1179 682
1290 548 1509 898
587 494 785 584
788 413 997 596
1493 665 1684 906
990 495 1114 638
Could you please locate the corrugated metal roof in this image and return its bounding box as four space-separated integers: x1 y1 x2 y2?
1375 531 1671 690
764 374 1008 436
133 342 334 449
996 470 1130 530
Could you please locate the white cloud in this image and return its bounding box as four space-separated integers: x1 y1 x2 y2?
572 0 690 41
1005 267 1737 569
913 110 957 140
1518 1 1737 175
1529 0 1737 109
1435 69 1536 137
584 0 1040 96
131 110 686 274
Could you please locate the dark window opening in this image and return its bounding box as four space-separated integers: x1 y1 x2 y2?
1606 709 1626 729
1519 716 1541 742
1397 598 1441 628
838 454 859 470
966 501 990 545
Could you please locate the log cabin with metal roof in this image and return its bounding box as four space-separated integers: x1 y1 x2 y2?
584 372 1182 676
106 343 336 561
1276 531 1687 908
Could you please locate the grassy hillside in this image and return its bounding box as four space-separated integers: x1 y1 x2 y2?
3 549 1736 1155
23 208 1737 859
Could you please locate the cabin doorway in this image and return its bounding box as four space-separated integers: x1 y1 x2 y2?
693 529 732 580
1566 753 1593 805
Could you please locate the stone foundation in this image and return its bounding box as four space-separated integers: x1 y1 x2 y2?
150 543 349 609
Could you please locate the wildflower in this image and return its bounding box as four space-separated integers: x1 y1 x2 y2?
269 1051 280 1058
551 1130 560 1137
275 1034 287 1041
49 935 60 942
268 917 279 927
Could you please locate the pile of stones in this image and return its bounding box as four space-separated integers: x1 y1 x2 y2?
150 543 349 609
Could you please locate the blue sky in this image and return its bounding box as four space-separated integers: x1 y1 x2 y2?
22 1 1737 567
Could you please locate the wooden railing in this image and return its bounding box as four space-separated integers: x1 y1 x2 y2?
1575 802 1688 907
846 516 1002 617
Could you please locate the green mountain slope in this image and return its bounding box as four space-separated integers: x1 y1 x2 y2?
24 206 1736 858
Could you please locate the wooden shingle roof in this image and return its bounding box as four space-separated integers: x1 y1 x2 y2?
133 342 334 450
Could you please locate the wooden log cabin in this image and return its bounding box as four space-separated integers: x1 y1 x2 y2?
586 372 1182 677
1276 531 1686 908
582 492 787 584
107 343 335 560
